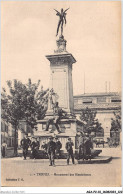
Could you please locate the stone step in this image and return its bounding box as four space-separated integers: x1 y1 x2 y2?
78 156 112 164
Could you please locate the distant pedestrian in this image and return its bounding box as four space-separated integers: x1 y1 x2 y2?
2 141 7 158
31 138 39 159
78 134 85 160
65 138 75 165
47 137 56 166
41 141 47 152
20 134 31 160
41 141 48 157
84 135 92 160
55 137 62 158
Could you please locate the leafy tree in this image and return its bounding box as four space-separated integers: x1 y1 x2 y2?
1 79 48 156
23 79 49 130
1 80 27 155
111 110 121 132
80 107 103 135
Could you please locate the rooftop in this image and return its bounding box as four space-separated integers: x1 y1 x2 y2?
74 103 121 111
74 92 121 98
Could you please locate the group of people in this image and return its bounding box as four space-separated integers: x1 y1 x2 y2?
41 137 62 159
78 133 93 160
2 132 92 163
20 134 75 166
20 134 40 160
45 136 75 166
45 137 61 166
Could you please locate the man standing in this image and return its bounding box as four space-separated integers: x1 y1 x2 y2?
78 133 85 160
1 141 7 158
41 141 47 152
47 137 56 166
65 137 75 165
20 133 31 160
36 137 40 150
84 135 92 160
55 137 62 159
41 141 48 158
31 138 39 159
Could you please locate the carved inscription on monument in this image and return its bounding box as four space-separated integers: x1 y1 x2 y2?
52 69 68 108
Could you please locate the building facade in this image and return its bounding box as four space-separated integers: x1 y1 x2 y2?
1 120 14 147
74 92 121 141
1 120 33 148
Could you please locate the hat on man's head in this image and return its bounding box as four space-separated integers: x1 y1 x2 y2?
68 137 71 140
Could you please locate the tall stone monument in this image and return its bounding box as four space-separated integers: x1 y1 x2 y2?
46 35 75 115
35 8 84 152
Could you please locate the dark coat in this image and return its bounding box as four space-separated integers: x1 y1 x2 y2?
31 141 37 150
41 144 47 152
36 141 40 149
56 141 62 151
21 138 31 149
47 140 56 154
84 139 92 155
31 141 38 150
65 141 74 152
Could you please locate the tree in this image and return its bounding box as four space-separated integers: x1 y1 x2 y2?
1 80 27 155
111 110 121 132
80 107 102 135
1 79 48 156
23 79 49 130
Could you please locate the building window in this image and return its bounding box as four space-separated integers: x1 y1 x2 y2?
83 101 92 104
97 97 106 103
111 99 121 103
82 98 92 104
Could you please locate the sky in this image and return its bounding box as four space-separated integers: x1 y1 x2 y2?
1 1 121 95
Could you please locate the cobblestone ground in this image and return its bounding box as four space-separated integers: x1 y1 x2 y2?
1 147 122 187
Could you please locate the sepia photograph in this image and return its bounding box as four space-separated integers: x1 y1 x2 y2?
1 0 122 188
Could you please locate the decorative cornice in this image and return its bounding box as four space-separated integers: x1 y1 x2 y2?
46 53 76 64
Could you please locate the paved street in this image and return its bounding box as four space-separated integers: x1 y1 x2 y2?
1 147 122 187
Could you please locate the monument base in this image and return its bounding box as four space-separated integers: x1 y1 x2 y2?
78 156 112 164
34 118 84 152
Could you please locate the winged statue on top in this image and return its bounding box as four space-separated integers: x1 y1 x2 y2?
54 8 70 36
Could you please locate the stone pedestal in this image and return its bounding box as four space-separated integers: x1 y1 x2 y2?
46 35 76 114
35 118 84 152
55 35 67 53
